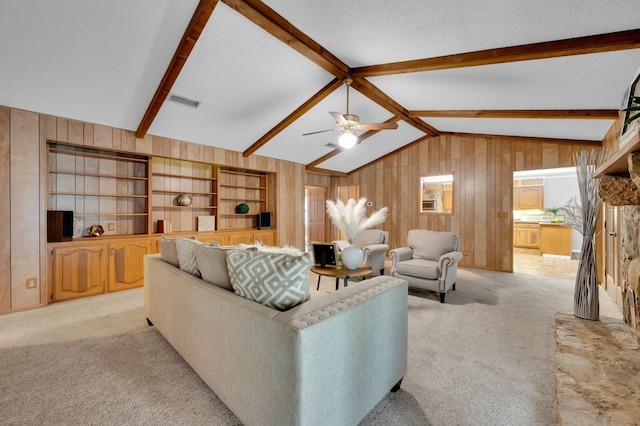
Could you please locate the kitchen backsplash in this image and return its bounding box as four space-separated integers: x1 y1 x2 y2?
519 214 556 222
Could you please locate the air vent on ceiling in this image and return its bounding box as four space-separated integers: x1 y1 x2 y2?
325 142 338 148
168 94 201 109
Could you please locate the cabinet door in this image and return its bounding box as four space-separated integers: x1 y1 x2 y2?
52 245 107 301
108 240 150 292
228 232 254 245
198 233 230 246
514 225 540 248
517 187 543 209
254 230 275 246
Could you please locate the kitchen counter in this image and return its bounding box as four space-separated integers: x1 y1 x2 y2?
540 223 572 257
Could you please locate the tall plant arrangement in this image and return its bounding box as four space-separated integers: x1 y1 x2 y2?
573 150 605 321
325 197 388 243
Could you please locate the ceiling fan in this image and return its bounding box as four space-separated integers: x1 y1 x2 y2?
303 78 398 148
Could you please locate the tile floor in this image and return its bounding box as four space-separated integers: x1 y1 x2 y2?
513 247 579 281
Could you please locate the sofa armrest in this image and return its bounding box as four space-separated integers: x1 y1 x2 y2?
438 251 463 288
389 247 413 275
438 250 463 270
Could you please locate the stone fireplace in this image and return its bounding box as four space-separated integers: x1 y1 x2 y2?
598 151 640 343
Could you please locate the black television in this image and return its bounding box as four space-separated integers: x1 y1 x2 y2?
312 243 337 268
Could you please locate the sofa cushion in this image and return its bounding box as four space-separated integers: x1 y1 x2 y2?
396 258 440 280
195 245 234 291
159 236 182 267
175 236 219 277
353 229 385 248
408 230 457 261
227 250 311 311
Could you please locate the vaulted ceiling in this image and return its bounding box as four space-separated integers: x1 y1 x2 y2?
1 1 639 174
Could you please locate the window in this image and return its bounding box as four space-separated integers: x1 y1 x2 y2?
420 174 453 214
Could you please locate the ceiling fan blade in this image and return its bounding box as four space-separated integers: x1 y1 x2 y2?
358 122 399 131
329 111 348 126
302 128 339 136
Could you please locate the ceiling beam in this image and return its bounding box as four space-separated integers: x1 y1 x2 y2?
221 0 350 79
352 29 640 77
304 166 348 177
409 109 620 120
243 78 342 157
350 78 439 136
135 0 219 139
305 116 401 170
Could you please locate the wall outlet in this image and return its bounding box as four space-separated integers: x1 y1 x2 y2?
107 222 115 231
26 277 37 289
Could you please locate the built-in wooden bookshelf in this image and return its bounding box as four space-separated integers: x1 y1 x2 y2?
150 157 217 233
47 142 149 236
218 167 268 230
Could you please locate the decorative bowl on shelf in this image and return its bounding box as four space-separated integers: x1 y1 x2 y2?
235 203 249 214
176 194 193 206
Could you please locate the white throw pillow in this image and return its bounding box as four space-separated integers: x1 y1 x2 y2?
226 250 311 311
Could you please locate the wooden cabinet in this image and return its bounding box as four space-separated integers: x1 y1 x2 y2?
48 142 149 236
514 223 540 248
513 178 544 210
218 168 268 230
108 239 150 292
254 230 275 246
51 244 108 301
540 224 572 256
151 157 217 233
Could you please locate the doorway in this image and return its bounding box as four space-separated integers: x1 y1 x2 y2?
513 167 580 280
305 186 327 250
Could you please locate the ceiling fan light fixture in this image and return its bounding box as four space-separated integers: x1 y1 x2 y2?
338 130 357 149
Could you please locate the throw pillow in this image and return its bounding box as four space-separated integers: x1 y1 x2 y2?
159 236 181 267
175 237 218 277
226 250 311 311
195 245 234 291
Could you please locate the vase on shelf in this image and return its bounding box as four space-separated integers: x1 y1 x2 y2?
341 245 363 270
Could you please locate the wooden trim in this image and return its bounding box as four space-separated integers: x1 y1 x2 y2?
304 166 348 177
409 109 620 120
221 0 350 79
243 78 342 157
352 29 640 77
439 131 602 145
135 0 219 138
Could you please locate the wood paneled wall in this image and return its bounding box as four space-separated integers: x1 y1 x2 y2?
332 134 600 271
0 105 306 314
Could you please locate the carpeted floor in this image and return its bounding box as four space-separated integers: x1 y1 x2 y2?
0 267 621 426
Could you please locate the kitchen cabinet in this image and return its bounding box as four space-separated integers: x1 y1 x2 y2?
514 223 540 248
540 224 572 257
513 178 544 210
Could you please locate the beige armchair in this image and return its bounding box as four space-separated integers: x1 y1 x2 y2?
333 229 389 275
389 229 463 303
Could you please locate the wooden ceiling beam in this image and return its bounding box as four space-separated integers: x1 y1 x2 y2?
352 29 640 77
439 131 602 145
305 116 400 170
409 109 620 120
221 0 350 79
135 0 219 139
243 78 342 157
350 78 439 136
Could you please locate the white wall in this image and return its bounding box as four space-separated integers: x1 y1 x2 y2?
543 174 583 255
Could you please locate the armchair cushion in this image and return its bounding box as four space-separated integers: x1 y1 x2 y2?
395 259 440 280
353 229 386 248
408 230 458 261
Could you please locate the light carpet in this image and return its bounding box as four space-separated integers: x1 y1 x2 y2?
0 268 621 426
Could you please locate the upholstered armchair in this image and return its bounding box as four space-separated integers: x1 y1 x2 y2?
389 229 463 303
333 229 389 275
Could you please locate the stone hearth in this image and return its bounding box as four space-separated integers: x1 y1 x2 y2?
555 313 640 425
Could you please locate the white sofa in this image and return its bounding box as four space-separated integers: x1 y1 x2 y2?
144 253 408 426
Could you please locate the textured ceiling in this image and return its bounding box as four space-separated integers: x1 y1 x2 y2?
1 0 639 174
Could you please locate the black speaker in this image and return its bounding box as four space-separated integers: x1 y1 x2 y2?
258 211 272 230
47 210 73 242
